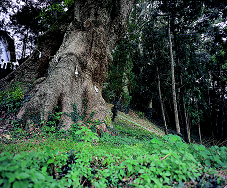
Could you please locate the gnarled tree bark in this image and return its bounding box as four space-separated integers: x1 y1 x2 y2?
0 0 134 132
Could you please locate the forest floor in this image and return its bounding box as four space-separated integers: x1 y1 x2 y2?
0 103 227 187
106 103 165 136
106 103 227 187
106 103 227 148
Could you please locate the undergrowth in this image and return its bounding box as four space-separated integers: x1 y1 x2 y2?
0 83 227 187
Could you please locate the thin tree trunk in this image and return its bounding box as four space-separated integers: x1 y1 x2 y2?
216 113 219 136
172 22 190 142
198 121 202 144
182 91 190 142
220 67 225 138
187 112 191 140
221 89 225 138
157 66 168 135
152 39 168 134
197 105 202 144
180 76 190 143
168 16 180 135
208 86 214 137
22 32 28 59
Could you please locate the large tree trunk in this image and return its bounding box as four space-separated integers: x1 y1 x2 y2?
0 0 134 132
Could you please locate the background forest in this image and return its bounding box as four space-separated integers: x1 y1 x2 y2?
103 0 227 143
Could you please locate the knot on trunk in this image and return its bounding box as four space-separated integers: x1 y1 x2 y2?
84 20 91 28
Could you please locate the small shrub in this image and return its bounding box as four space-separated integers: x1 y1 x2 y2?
0 82 24 113
0 149 71 188
0 82 25 135
138 111 144 119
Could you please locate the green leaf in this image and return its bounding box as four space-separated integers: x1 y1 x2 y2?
13 181 20 188
8 175 16 183
0 156 8 161
120 169 125 177
152 178 161 185
128 164 133 172
143 174 150 182
138 169 145 173
7 166 19 171
193 144 199 151
47 158 54 164
30 173 38 183
163 176 170 184
153 144 159 149
164 171 171 176
16 172 30 180
5 172 14 179
54 150 60 155
150 138 158 144
34 172 45 180
13 180 26 188
161 150 169 154
13 154 22 160
72 174 79 182
41 166 47 173
34 183 40 188
21 161 27 169
0 167 5 174
45 146 51 153
150 166 156 172
205 160 211 166
94 182 100 187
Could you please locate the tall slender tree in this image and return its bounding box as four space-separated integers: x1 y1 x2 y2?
167 15 181 135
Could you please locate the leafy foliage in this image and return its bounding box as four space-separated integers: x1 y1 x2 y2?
0 82 25 134
0 148 71 188
103 38 137 111
0 131 227 187
0 99 226 187
0 82 24 113
1 88 226 187
37 0 74 27
0 96 227 187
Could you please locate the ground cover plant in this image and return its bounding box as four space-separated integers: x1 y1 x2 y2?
0 84 227 187
1 121 227 187
1 127 227 187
